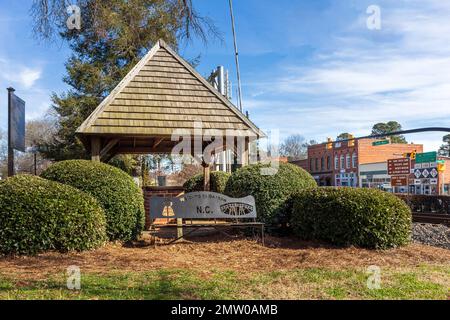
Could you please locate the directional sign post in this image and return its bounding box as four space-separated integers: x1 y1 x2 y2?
388 158 411 176
415 152 437 164
388 158 411 194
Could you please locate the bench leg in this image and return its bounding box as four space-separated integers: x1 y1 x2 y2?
166 227 199 245
261 225 265 246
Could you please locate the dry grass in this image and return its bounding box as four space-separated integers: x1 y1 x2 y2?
0 234 448 281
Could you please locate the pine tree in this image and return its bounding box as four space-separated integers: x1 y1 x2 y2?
31 0 219 160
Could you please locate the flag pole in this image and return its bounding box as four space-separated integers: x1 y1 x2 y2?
228 0 243 112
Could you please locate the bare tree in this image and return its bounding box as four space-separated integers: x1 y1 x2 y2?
15 119 56 175
30 0 221 44
280 134 309 161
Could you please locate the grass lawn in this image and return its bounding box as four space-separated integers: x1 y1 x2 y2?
0 236 449 300
0 266 448 300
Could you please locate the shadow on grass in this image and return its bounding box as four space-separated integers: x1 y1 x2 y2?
0 269 239 300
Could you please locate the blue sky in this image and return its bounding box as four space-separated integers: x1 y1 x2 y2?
1 0 449 151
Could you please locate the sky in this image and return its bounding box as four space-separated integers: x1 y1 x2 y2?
0 0 449 152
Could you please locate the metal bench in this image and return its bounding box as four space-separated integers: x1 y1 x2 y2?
149 192 265 245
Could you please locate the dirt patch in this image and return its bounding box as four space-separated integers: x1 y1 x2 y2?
0 234 448 280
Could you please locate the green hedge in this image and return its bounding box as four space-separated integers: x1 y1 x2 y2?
41 160 145 242
183 171 231 194
0 175 106 255
291 188 412 249
225 163 317 226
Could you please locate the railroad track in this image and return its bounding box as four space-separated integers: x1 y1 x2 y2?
412 213 450 226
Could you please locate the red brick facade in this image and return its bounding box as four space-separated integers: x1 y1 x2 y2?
295 138 424 187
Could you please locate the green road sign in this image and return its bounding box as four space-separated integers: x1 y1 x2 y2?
372 140 390 146
415 152 437 164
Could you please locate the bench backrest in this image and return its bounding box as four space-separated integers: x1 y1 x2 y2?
150 192 257 220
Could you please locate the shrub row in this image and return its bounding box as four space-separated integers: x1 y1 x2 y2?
291 187 412 249
41 160 145 242
183 171 231 194
222 163 411 248
224 163 317 226
0 175 107 255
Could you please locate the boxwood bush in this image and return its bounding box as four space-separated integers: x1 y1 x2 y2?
224 163 317 226
41 160 145 242
0 175 107 255
183 171 231 194
291 187 412 249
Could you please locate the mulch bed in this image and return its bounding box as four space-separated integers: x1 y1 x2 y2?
0 233 449 280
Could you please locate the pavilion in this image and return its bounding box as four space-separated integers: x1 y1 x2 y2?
76 39 265 190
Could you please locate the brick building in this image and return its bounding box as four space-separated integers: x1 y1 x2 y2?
292 138 423 187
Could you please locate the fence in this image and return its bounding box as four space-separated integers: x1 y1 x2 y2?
396 194 450 215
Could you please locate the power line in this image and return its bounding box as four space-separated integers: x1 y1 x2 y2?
333 127 450 143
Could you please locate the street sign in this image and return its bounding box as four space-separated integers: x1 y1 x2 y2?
416 152 437 164
391 176 407 187
372 140 390 146
414 168 438 179
388 158 411 175
430 168 438 178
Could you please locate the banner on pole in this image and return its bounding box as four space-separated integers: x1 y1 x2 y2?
10 93 25 152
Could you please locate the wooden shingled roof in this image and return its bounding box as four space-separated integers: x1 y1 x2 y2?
76 40 264 140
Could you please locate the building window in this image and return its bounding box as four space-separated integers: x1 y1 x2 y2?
321 157 324 171
334 156 339 170
327 156 331 170
315 158 319 172
340 155 345 169
352 153 357 168
310 159 313 172
346 154 351 169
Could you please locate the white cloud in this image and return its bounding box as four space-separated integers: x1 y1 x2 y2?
0 58 42 89
245 0 450 151
17 68 42 88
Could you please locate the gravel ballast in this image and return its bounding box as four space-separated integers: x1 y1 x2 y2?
412 223 450 250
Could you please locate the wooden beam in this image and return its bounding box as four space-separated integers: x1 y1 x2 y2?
100 139 119 160
242 136 250 166
153 137 164 150
91 137 101 162
203 162 211 191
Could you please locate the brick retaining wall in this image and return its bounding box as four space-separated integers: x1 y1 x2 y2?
143 186 185 229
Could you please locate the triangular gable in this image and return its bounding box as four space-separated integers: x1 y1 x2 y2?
76 40 265 138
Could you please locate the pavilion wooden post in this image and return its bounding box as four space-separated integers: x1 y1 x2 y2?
203 162 211 191
91 137 101 162
242 136 250 167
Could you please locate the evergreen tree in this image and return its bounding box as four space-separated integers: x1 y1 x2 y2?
31 0 219 160
371 121 407 144
438 134 450 156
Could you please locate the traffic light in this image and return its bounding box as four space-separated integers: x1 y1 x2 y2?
437 160 446 172
403 151 417 159
348 134 355 147
326 138 333 150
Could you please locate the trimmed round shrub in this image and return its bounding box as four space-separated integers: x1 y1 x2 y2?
291 187 412 249
0 175 107 255
183 171 231 194
224 163 317 226
41 160 145 242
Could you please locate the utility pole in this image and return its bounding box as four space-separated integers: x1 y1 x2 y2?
229 0 243 112
7 87 15 177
